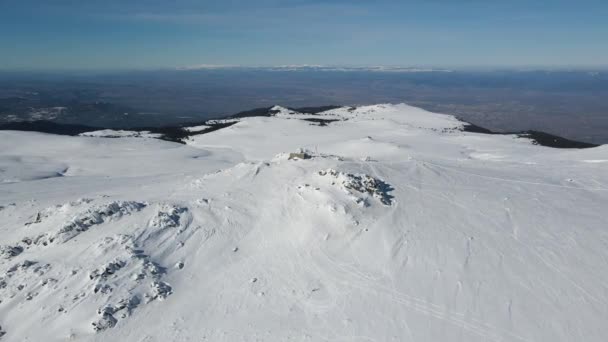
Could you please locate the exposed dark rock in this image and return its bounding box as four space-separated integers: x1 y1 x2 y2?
93 283 113 294
94 296 141 330
89 260 126 280
114 296 141 317
0 245 23 259
92 307 118 332
149 281 172 301
319 169 394 205
7 260 37 275
24 212 43 226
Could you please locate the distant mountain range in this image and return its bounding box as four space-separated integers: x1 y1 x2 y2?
175 64 454 72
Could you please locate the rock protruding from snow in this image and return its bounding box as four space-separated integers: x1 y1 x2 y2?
31 201 147 245
148 281 172 301
149 205 188 229
0 245 23 259
89 260 126 281
6 260 37 275
92 306 118 332
85 231 174 332
318 169 394 205
0 260 51 304
59 201 147 241
92 295 141 332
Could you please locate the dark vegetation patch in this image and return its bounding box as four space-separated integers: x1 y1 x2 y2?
461 123 599 149
301 118 339 126
461 123 494 134
229 107 275 118
292 105 341 114
145 121 238 143
0 120 100 135
518 130 598 149
228 105 340 119
0 119 238 144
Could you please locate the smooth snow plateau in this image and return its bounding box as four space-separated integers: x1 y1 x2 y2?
0 103 607 342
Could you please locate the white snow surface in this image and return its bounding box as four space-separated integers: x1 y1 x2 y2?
80 130 163 139
182 125 210 133
1 103 607 341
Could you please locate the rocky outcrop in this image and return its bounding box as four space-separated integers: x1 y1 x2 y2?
318 169 394 205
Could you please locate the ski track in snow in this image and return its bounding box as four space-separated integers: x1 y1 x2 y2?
0 104 607 341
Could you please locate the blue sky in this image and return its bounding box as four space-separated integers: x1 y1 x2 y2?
1 0 607 70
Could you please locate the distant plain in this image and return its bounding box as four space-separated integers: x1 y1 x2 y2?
1 69 607 144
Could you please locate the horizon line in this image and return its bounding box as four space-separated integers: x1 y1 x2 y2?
1 64 608 74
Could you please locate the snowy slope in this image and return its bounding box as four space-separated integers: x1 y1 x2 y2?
0 103 607 342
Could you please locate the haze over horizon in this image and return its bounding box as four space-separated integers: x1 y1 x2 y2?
1 0 607 70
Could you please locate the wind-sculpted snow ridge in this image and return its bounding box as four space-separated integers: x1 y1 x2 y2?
83 203 191 333
87 234 173 332
59 201 147 242
0 198 192 338
26 201 147 246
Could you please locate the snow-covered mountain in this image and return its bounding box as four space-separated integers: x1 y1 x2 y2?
1 104 607 341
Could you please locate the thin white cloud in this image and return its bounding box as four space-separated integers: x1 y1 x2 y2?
176 64 241 70
176 65 453 72
130 12 219 24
